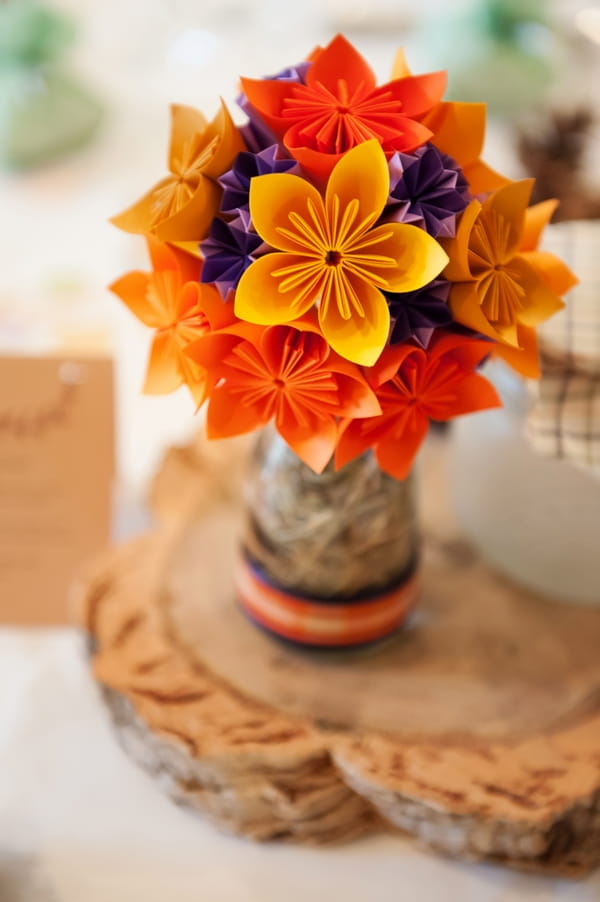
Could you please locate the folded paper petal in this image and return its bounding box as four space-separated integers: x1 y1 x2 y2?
374 417 429 481
207 383 267 438
277 414 338 473
235 252 317 324
520 250 578 296
325 139 389 231
520 199 558 251
493 324 540 379
109 271 160 327
307 33 376 95
503 257 564 327
319 277 390 366
249 172 324 252
379 224 449 293
386 71 447 120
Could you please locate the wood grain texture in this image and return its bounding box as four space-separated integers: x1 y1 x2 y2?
78 433 600 873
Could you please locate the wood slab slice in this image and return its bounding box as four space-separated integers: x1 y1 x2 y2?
78 434 600 874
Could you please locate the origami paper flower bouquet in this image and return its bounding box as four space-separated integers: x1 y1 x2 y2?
109 36 576 646
110 35 575 482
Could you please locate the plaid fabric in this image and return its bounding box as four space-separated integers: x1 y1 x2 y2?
526 220 600 479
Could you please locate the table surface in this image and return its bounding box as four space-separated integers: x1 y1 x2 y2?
1 628 599 902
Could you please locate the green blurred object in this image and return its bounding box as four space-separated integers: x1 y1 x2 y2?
422 0 563 117
0 0 103 169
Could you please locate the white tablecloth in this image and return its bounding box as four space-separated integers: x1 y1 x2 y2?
0 629 598 902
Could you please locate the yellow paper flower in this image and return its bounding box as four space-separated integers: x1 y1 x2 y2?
441 180 577 376
235 140 448 366
111 101 245 242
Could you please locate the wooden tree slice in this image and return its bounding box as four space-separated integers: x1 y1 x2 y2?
78 434 600 874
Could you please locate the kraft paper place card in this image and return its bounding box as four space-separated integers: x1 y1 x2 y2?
0 354 114 624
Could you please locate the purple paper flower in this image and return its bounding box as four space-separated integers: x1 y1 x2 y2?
200 209 266 298
385 145 470 239
239 62 310 152
386 279 453 349
219 145 298 215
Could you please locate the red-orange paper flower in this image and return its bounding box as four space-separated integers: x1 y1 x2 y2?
109 236 236 405
336 333 501 480
189 320 381 472
241 34 446 183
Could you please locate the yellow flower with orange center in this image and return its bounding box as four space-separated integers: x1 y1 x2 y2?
441 180 578 376
235 140 448 366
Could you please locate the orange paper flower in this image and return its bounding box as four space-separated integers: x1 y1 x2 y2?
111 101 245 242
441 181 577 376
110 236 236 405
190 319 381 472
235 140 448 366
241 34 446 183
336 333 501 480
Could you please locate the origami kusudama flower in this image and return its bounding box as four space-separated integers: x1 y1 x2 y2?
441 181 577 377
200 209 266 298
241 34 446 182
386 145 470 238
111 101 245 241
336 333 501 480
235 140 449 366
386 278 453 348
189 320 381 472
109 237 236 405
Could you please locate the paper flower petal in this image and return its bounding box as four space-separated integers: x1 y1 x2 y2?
249 172 324 252
375 417 429 481
235 252 316 324
319 277 390 366
520 250 578 296
207 383 266 438
385 71 447 120
109 271 160 327
441 199 482 282
493 324 540 379
143 331 188 395
379 223 449 293
325 139 389 230
481 179 534 258
308 34 374 92
520 199 559 252
505 257 564 327
277 414 337 473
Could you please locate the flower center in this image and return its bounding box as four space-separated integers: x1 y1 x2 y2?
325 250 342 266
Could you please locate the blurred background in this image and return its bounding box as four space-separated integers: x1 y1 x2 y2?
1 0 600 522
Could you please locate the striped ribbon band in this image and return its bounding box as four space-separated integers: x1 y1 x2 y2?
235 554 420 648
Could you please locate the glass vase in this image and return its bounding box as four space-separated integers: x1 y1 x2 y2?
235 426 420 648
